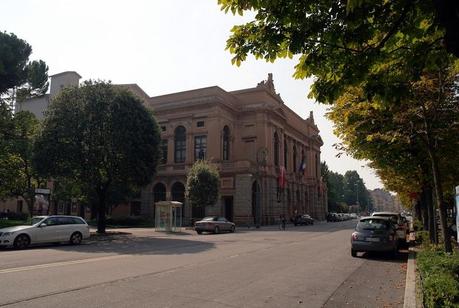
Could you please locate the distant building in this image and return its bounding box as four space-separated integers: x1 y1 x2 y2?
369 189 402 213
5 72 327 224
15 71 81 119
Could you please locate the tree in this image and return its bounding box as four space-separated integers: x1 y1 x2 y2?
0 32 31 94
33 81 161 233
186 160 220 213
327 70 459 252
0 108 42 215
16 60 49 102
219 0 457 104
0 31 49 108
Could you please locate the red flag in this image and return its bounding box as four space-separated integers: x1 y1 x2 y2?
278 166 286 189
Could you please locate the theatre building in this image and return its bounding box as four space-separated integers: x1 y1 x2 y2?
141 74 327 225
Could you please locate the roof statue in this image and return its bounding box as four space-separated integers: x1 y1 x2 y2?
309 111 315 124
257 73 276 94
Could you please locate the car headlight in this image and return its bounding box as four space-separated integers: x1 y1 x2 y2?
1 232 14 237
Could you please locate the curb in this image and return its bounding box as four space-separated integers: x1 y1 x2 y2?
403 248 416 308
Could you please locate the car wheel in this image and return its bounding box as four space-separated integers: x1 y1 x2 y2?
351 249 357 257
214 226 220 234
230 226 235 233
70 232 83 245
196 230 202 235
14 234 30 249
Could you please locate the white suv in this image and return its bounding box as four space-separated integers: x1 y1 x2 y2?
0 215 90 249
371 212 408 246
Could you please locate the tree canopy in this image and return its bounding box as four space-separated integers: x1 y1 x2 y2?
186 160 220 210
34 81 161 232
219 0 458 104
0 31 49 108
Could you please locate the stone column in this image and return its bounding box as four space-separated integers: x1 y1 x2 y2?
234 174 253 225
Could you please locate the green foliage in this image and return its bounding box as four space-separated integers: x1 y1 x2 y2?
0 219 28 229
219 0 457 104
0 32 48 106
186 160 220 209
16 60 49 101
34 81 161 232
417 249 459 308
0 32 31 94
416 230 430 247
0 107 41 214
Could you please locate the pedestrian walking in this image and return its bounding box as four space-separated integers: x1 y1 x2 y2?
281 215 286 230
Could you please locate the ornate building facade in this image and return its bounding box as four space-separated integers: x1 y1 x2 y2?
142 74 327 225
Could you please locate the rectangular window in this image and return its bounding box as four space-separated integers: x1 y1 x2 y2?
194 135 207 160
161 139 168 164
161 126 166 132
197 121 205 127
175 139 186 163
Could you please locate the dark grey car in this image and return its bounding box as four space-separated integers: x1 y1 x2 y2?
351 216 397 257
195 216 235 234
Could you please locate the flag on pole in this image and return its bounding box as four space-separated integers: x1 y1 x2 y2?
278 166 286 189
298 156 306 175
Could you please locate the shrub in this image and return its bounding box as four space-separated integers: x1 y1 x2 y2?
416 230 430 246
417 249 459 308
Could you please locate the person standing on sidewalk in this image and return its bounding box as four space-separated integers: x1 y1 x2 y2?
281 215 286 230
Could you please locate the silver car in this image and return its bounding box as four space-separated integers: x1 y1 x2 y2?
351 216 397 257
0 215 90 249
195 216 235 234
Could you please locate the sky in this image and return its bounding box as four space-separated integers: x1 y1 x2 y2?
1 0 383 189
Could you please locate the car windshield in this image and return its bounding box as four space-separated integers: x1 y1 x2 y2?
201 217 216 221
31 217 45 225
356 219 389 231
374 214 398 222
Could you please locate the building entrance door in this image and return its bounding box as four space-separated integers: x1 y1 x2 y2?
223 196 233 222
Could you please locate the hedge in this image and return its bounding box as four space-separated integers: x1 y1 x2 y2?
417 249 459 308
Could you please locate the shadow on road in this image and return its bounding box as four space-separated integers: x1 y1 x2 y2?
0 236 216 256
235 220 356 234
358 249 409 263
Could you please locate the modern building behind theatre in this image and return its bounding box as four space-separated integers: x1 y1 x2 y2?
7 72 327 225
142 74 327 225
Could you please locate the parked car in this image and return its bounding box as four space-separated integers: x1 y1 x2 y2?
351 216 398 257
194 216 235 234
293 214 314 226
371 212 408 246
327 213 339 222
0 215 90 249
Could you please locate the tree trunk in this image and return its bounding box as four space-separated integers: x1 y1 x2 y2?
25 194 34 218
425 137 452 252
424 186 437 244
420 190 429 231
414 200 422 223
96 187 107 234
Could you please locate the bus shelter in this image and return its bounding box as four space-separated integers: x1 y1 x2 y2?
155 201 182 232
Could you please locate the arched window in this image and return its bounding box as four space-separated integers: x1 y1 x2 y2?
222 126 230 161
293 145 297 172
274 132 279 166
284 138 288 170
174 126 186 163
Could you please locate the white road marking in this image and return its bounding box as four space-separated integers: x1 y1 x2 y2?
0 255 128 274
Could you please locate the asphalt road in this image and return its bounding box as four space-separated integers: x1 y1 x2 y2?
0 221 406 308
